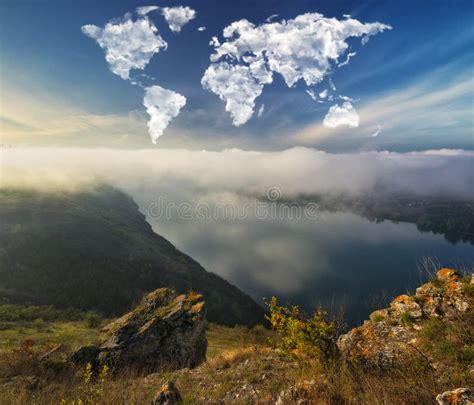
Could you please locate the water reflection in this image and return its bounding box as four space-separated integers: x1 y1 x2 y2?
140 196 474 326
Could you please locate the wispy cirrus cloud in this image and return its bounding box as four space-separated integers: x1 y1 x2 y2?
136 6 159 16
292 68 474 146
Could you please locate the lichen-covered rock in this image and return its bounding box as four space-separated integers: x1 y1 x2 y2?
337 269 472 368
415 282 443 317
389 294 423 319
437 268 461 282
436 387 474 405
275 379 321 405
152 381 182 405
71 288 207 373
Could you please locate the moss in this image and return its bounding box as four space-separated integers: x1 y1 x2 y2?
372 314 385 323
156 301 179 318
430 277 445 290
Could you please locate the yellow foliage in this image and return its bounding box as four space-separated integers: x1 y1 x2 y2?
265 296 340 359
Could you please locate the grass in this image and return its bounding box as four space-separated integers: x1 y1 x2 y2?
0 316 471 404
0 284 472 405
205 323 270 357
0 321 276 404
400 311 414 326
0 321 102 354
372 314 385 323
463 282 474 297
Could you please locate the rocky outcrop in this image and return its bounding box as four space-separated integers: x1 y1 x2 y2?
337 268 472 368
71 288 207 373
436 388 474 405
152 381 182 405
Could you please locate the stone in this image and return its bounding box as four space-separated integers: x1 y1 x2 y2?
436 387 473 405
436 268 461 282
71 288 207 373
415 282 442 317
152 381 182 405
337 270 473 368
390 294 423 319
275 380 321 404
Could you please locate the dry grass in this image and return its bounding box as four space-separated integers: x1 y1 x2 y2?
0 315 472 404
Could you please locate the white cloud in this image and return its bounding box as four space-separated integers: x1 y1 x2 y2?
143 85 187 143
203 13 390 125
209 36 220 47
161 6 196 33
257 104 265 117
306 89 317 101
81 17 167 80
266 14 279 23
338 52 357 67
198 26 207 32
339 95 355 102
201 62 269 126
136 6 159 16
81 11 193 143
323 102 360 128
293 69 474 145
319 89 328 99
371 125 382 137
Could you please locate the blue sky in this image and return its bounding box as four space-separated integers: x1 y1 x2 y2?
1 0 473 151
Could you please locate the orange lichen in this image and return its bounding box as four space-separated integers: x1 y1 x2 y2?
190 301 205 314
445 281 462 293
175 294 187 302
392 295 412 304
437 268 460 281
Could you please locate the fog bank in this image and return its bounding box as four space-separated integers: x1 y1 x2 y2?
1 147 473 200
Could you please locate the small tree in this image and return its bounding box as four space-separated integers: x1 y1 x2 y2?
265 297 342 360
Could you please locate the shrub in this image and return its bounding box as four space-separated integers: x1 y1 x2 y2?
85 313 102 329
265 296 342 360
464 282 474 297
0 304 94 323
33 318 47 332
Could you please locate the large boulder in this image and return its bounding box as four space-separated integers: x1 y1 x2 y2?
71 288 207 373
337 269 472 368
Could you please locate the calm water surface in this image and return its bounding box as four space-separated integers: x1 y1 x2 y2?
143 204 473 326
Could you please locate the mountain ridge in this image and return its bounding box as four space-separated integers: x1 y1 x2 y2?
0 184 265 326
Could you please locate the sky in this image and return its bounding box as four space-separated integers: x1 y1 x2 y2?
0 0 473 152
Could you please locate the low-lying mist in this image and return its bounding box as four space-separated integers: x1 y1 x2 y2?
1 147 473 202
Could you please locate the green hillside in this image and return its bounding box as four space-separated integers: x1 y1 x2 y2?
0 185 265 326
